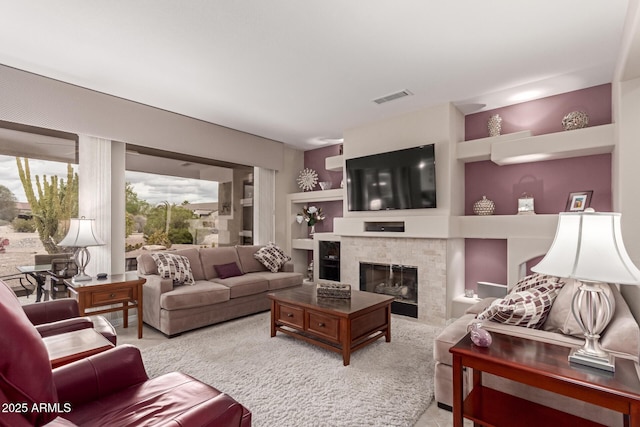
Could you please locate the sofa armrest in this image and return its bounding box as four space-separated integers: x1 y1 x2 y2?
35 317 93 338
140 274 173 294
154 393 244 427
53 345 149 406
22 299 80 325
464 297 497 315
281 262 294 273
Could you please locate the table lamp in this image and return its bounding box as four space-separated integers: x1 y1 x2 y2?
58 217 105 282
532 210 640 372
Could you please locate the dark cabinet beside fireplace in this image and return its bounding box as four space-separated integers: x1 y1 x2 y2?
319 241 340 282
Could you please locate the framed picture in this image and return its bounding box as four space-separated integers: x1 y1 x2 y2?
566 191 593 212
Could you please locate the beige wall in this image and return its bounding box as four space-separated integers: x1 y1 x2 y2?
0 65 285 171
275 146 304 247
342 103 465 218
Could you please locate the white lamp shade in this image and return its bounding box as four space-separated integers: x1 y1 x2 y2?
532 212 640 285
58 217 105 248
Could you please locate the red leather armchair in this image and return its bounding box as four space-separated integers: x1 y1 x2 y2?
0 280 252 427
21 298 117 345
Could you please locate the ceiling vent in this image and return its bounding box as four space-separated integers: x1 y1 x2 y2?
373 90 413 105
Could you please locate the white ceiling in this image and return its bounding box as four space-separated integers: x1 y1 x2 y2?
0 1 630 150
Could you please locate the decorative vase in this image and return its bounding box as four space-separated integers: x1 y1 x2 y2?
469 322 492 347
488 114 502 137
309 224 315 236
562 111 589 131
473 196 495 216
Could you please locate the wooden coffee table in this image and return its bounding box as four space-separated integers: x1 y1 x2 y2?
268 285 394 365
43 328 114 368
450 331 640 426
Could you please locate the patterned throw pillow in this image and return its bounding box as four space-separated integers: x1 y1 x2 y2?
477 274 564 329
150 253 195 285
253 242 291 273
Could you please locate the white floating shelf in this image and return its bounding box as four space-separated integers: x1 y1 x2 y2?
456 214 558 239
456 124 614 165
287 188 344 203
457 131 532 162
325 154 344 171
292 238 314 250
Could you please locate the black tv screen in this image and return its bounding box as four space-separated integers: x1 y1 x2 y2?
346 144 436 211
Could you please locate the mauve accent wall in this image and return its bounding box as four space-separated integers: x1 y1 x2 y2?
465 154 612 215
303 144 344 234
464 84 612 291
465 239 508 290
465 84 612 140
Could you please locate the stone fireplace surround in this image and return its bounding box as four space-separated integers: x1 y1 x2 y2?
340 236 447 326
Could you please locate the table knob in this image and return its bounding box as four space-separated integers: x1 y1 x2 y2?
318 322 325 327
287 313 293 317
110 293 116 298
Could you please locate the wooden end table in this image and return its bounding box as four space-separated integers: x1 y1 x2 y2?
65 272 145 338
43 328 114 368
268 285 394 366
450 331 640 427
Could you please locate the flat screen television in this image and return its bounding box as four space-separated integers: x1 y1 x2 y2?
346 144 436 211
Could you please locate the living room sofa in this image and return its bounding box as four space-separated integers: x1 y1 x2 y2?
137 245 303 337
434 277 640 426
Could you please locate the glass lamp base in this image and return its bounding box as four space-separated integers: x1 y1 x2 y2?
569 349 615 372
72 273 92 282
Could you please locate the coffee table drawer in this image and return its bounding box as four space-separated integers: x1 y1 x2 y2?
92 288 132 305
307 311 339 341
276 303 304 328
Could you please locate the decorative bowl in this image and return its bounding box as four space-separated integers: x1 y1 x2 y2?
319 181 332 190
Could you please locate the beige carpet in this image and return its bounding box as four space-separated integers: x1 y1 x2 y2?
141 312 442 427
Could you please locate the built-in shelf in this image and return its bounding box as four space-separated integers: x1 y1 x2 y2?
240 198 253 206
334 214 558 240
292 238 314 250
287 188 344 203
325 154 343 171
457 124 614 165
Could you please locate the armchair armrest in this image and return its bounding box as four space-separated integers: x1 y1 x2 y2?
53 345 149 406
154 393 244 427
23 299 80 325
35 317 93 338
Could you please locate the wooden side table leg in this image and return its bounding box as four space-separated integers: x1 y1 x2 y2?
137 284 143 339
341 318 351 366
452 354 464 427
123 301 129 329
385 304 391 342
270 300 276 337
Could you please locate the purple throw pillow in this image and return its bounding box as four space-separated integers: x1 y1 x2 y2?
214 262 243 279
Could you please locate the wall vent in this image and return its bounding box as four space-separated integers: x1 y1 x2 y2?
373 90 413 105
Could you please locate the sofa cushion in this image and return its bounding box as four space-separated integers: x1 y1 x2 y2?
253 242 291 273
214 262 244 279
257 271 303 290
478 276 564 328
200 247 242 280
543 280 616 337
160 282 230 311
151 253 195 285
236 245 268 273
214 274 269 299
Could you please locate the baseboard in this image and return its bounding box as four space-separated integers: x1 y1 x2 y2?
436 402 452 412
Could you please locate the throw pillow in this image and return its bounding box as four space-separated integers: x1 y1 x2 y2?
214 262 244 279
509 272 562 294
543 279 616 337
477 276 564 329
254 242 291 273
150 252 195 286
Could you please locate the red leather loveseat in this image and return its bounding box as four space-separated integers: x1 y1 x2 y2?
0 280 251 426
